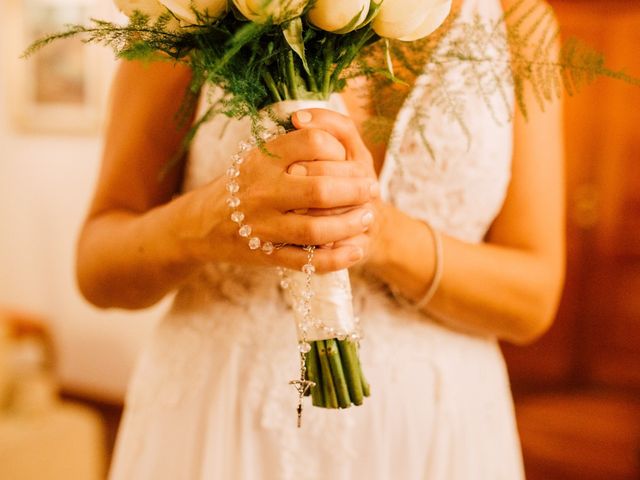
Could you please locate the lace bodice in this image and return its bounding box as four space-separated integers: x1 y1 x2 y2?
380 2 514 243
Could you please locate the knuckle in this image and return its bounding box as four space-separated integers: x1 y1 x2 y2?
343 114 361 138
344 162 363 178
354 162 369 177
298 219 322 244
358 181 371 202
304 128 328 150
307 179 331 205
316 254 340 274
308 220 327 244
302 162 322 176
336 111 354 128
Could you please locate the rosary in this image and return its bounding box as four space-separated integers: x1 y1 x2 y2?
227 132 319 428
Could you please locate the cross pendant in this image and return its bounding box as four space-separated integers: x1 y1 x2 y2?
289 378 315 428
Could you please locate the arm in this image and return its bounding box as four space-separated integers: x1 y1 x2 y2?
77 60 378 310
76 60 201 309
369 87 565 345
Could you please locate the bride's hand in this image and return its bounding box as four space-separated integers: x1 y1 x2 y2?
189 122 380 273
287 108 386 267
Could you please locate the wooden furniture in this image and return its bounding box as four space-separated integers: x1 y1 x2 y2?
0 403 105 480
0 310 106 480
502 1 640 479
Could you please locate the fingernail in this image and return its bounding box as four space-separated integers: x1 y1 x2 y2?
369 182 380 197
361 211 374 227
349 247 364 261
296 110 312 124
288 164 307 176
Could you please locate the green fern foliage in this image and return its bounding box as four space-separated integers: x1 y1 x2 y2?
22 0 639 150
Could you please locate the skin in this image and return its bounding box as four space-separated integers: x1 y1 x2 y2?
76 0 564 344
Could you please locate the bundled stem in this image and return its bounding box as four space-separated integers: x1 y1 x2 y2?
306 339 370 409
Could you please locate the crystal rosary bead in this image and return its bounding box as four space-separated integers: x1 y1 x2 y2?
226 181 240 194
248 237 261 250
262 241 275 255
231 211 245 224
238 225 252 237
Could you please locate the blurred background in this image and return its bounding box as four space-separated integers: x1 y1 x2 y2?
501 1 640 479
0 0 638 479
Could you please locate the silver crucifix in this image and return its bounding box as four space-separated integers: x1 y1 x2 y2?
289 377 315 428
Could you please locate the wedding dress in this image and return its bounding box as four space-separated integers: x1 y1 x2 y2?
109 0 525 478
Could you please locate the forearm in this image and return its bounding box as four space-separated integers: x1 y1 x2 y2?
76 180 227 310
367 204 564 344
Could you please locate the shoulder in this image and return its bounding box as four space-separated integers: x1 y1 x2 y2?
499 0 561 87
112 59 193 97
499 0 559 30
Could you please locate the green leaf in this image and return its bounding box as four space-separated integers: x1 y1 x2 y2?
215 20 267 71
331 6 367 35
359 0 383 28
383 38 395 79
282 17 311 76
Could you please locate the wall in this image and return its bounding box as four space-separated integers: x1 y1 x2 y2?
0 12 166 403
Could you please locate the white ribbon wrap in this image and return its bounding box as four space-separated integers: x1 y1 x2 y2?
284 269 356 342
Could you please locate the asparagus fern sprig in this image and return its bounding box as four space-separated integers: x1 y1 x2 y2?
360 0 640 148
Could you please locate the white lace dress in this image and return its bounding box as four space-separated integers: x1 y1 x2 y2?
109 0 525 478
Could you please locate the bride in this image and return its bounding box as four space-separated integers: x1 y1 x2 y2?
76 0 564 478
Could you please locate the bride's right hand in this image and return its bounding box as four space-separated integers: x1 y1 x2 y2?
186 127 379 273
77 61 377 309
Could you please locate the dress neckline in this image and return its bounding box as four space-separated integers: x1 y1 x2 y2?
377 0 496 201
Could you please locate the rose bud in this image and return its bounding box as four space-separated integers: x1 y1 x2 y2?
307 0 370 33
233 0 308 24
372 0 452 41
159 0 228 24
114 0 167 18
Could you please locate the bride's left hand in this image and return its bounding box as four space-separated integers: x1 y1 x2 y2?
290 108 387 265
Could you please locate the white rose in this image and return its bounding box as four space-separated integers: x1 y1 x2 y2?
233 0 308 24
114 0 167 18
307 0 369 33
159 0 228 24
372 0 451 41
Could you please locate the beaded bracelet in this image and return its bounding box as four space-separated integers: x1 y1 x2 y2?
391 221 443 310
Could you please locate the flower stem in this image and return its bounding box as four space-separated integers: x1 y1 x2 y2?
317 340 338 408
307 341 324 406
286 50 298 100
338 339 364 406
356 345 371 398
322 37 335 98
262 70 282 103
307 69 318 93
326 339 351 408
329 28 376 92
